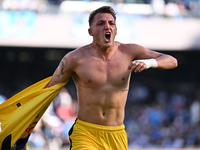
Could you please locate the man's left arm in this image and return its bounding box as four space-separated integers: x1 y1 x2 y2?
128 44 178 73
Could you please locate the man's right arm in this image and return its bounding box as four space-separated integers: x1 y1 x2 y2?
46 52 74 88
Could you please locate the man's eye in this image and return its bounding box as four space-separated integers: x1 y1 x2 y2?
97 22 104 25
109 22 115 25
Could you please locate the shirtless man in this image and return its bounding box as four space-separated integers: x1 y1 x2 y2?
47 6 178 150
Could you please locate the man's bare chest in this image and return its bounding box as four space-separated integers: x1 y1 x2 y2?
74 58 131 88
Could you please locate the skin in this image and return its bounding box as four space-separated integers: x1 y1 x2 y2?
47 13 178 126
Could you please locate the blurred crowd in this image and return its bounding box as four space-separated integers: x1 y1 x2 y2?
0 0 200 17
125 82 200 148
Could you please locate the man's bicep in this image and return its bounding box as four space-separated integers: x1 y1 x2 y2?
47 55 72 87
133 44 161 60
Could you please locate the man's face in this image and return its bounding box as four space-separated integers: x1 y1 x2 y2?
89 13 117 48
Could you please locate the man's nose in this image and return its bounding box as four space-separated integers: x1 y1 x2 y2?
104 22 110 29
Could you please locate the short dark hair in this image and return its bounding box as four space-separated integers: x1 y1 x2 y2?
88 6 116 27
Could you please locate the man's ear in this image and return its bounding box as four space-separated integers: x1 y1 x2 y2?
88 28 93 36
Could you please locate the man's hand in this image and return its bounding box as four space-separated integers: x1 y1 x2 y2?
128 59 158 73
128 60 147 73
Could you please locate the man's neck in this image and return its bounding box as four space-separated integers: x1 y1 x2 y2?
90 42 116 61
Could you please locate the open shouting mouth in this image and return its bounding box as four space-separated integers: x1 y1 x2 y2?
105 32 111 42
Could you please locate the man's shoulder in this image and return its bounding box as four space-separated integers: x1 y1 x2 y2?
117 42 140 48
117 42 148 60
64 44 90 62
71 44 90 54
117 42 140 53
